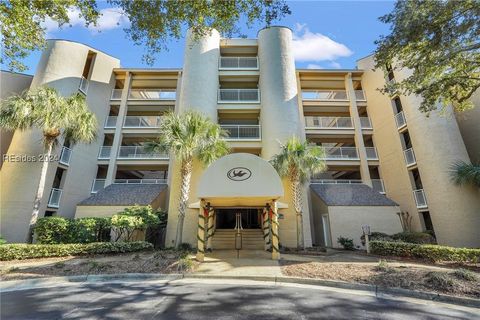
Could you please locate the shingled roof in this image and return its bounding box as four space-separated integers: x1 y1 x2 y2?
310 184 398 207
79 184 167 206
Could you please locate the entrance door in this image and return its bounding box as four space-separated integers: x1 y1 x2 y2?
216 208 261 229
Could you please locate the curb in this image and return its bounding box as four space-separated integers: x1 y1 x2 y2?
1 273 479 308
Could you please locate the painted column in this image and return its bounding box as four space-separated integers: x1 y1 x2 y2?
262 207 271 250
345 73 372 186
196 200 207 262
206 209 215 251
258 27 302 159
105 72 132 185
271 201 280 260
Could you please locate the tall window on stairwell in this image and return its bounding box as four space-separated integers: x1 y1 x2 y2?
79 51 96 94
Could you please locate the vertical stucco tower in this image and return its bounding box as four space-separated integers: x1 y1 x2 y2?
0 40 119 242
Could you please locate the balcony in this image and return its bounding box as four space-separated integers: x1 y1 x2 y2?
59 146 72 166
360 117 372 129
91 179 106 193
304 116 353 129
124 116 162 128
355 90 366 101
413 189 428 209
114 179 167 184
310 179 362 184
221 125 261 140
404 148 416 167
322 147 359 160
395 111 407 129
371 179 386 194
117 146 169 159
219 57 258 70
79 76 89 94
365 147 379 160
302 90 348 101
111 89 176 100
98 146 112 160
104 116 118 128
111 89 123 100
47 188 62 208
218 89 260 103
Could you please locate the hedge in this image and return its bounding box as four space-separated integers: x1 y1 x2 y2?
35 217 111 244
0 241 153 261
370 241 480 263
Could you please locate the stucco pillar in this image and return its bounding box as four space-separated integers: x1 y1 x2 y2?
271 200 280 260
345 73 372 186
196 200 207 262
105 72 132 186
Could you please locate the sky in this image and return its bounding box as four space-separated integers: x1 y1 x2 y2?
13 1 395 75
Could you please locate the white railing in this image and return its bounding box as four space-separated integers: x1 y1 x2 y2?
322 147 359 160
221 125 261 140
123 116 162 128
91 179 106 193
48 188 62 208
79 77 89 94
395 111 407 129
129 89 176 100
360 117 372 129
98 146 112 159
117 146 169 159
111 89 123 100
114 179 167 184
59 146 72 166
104 116 118 128
218 89 260 102
355 90 366 101
304 117 353 129
404 148 416 166
302 90 348 101
219 57 258 70
310 179 362 184
371 179 386 194
413 189 428 209
365 147 379 160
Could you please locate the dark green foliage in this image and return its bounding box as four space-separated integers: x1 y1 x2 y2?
370 241 480 263
35 217 111 244
360 232 393 246
0 241 153 261
337 237 355 250
391 231 436 244
450 161 480 188
35 217 71 244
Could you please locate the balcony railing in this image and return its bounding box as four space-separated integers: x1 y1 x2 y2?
404 148 416 167
98 146 112 159
59 146 72 166
114 179 167 184
129 89 176 100
304 116 353 129
365 147 379 160
355 90 366 101
322 147 359 160
371 179 386 194
302 90 348 101
310 179 362 184
104 116 118 128
111 89 123 100
218 89 260 103
79 76 89 94
91 179 106 193
117 146 169 159
413 189 428 209
124 116 162 128
221 125 261 140
48 188 62 208
360 117 372 129
219 57 258 70
395 111 407 129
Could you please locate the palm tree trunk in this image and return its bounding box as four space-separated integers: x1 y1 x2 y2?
25 143 53 243
291 175 304 250
175 157 193 248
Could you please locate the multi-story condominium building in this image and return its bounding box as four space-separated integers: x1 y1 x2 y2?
1 27 479 255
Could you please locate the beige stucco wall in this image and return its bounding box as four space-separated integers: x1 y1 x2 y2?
0 40 119 243
328 206 403 249
455 90 480 163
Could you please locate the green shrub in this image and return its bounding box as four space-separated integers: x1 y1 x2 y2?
392 231 436 244
360 232 393 246
0 241 153 261
35 217 112 244
452 268 477 282
370 241 480 263
425 271 454 289
337 237 355 250
35 217 71 244
0 235 6 245
112 205 161 242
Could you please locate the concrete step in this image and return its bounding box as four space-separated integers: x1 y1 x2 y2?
212 229 264 249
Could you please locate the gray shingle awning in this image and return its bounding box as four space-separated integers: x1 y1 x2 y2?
79 184 167 206
310 184 398 206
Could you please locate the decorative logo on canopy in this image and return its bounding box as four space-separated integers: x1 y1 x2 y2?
227 167 252 181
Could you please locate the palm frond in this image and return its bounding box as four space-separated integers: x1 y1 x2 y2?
450 161 480 188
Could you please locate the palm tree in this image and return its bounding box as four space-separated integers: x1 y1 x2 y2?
0 87 97 243
271 136 327 249
450 161 480 188
146 111 229 248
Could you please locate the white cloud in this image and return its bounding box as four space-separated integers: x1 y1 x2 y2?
43 7 129 34
292 23 353 62
329 61 342 69
307 63 324 69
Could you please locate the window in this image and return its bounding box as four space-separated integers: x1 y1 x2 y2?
421 212 435 233
44 211 55 217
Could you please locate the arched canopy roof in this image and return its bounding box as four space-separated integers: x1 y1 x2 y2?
197 153 284 207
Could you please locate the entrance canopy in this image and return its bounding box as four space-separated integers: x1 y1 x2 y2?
197 153 284 207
